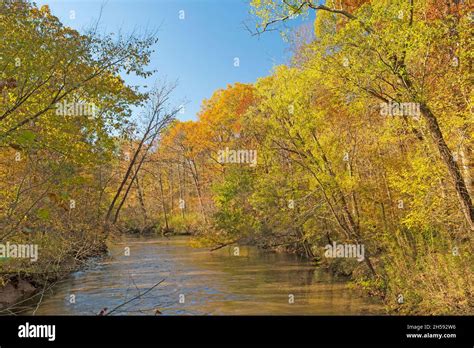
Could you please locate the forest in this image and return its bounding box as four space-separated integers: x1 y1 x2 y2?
0 0 472 315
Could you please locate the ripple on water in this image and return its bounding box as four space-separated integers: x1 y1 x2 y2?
29 236 384 315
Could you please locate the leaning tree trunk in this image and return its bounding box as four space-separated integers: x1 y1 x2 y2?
420 103 474 231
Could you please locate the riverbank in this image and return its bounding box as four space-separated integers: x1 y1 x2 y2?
0 224 192 314
0 231 107 314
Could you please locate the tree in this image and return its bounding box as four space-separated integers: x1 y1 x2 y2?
250 0 473 231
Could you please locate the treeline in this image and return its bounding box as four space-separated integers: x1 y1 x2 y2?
126 0 473 314
0 1 175 306
0 0 472 315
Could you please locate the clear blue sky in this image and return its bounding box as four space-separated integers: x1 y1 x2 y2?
35 0 313 121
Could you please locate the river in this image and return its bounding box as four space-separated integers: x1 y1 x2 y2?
29 235 384 315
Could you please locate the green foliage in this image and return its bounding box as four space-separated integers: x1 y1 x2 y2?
212 167 258 238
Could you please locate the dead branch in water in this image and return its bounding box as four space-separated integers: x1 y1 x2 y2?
209 239 242 252
105 279 165 316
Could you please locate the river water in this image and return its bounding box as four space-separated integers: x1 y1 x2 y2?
29 235 384 315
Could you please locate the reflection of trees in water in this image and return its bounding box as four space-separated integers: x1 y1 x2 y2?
212 245 322 289
29 237 382 315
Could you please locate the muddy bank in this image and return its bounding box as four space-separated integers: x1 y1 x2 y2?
0 276 37 311
0 239 107 314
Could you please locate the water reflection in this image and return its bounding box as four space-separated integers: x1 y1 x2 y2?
29 236 384 315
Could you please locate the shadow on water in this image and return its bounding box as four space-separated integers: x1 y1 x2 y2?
27 235 384 315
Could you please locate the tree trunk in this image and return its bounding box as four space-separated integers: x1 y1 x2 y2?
420 103 474 231
159 173 169 232
189 159 208 224
459 142 472 197
134 173 148 226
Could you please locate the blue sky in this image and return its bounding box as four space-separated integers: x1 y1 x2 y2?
35 0 314 121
